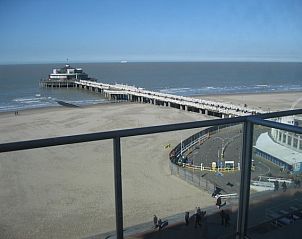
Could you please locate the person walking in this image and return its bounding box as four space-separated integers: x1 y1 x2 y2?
274 180 279 191
194 208 202 228
185 211 190 226
216 196 222 209
157 218 162 230
282 181 287 192
153 215 158 229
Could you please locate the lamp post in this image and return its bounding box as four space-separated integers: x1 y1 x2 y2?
213 136 225 170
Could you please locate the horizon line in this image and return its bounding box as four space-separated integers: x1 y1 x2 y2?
1 59 302 65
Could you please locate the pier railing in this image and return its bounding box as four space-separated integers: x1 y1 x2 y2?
74 80 265 117
0 109 302 239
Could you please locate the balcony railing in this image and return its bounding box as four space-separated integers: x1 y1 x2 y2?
0 109 301 239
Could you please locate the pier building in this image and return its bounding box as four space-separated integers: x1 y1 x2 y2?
39 64 96 88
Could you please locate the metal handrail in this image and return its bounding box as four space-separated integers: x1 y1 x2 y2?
0 108 301 239
0 109 301 153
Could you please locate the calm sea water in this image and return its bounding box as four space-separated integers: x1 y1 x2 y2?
0 62 301 112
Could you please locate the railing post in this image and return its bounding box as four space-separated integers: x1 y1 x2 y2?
113 137 124 239
236 120 254 238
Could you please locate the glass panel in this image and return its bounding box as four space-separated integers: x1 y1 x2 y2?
247 114 302 238
122 123 243 238
0 142 114 239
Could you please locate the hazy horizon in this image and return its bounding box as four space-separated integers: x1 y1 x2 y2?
1 0 301 64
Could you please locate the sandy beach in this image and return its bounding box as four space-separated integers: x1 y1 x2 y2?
0 102 215 239
197 91 302 112
0 91 301 239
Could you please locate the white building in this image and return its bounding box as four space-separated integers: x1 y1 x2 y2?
254 116 302 173
49 64 89 81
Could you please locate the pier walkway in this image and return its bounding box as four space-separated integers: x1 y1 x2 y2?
74 80 266 118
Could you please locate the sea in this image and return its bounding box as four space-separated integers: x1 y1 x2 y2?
0 62 301 112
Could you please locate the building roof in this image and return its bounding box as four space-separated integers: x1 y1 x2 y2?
254 132 302 165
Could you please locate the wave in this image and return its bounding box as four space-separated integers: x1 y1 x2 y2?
13 96 50 102
159 84 302 96
1 98 108 112
66 99 106 105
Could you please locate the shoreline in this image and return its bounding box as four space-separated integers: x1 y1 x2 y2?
193 90 302 98
0 100 131 116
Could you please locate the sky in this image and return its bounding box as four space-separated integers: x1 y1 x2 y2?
0 0 301 64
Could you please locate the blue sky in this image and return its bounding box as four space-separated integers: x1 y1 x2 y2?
0 0 301 64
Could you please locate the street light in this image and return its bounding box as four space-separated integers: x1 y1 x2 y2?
213 136 225 170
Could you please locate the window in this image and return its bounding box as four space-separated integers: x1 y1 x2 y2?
288 136 292 146
293 138 298 148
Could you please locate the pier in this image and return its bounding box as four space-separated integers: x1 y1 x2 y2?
42 79 266 118
39 79 76 88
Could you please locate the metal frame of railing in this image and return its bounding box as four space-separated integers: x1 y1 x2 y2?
0 109 302 239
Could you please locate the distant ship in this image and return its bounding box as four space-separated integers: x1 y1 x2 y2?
120 60 128 64
40 64 96 88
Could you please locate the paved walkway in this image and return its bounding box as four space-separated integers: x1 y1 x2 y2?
87 189 302 239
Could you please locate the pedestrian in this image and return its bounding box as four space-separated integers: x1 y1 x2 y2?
274 180 279 191
153 215 158 228
194 208 202 228
197 207 201 215
216 197 226 209
216 196 222 209
185 211 189 226
282 181 287 192
212 186 222 197
219 210 225 225
157 218 162 230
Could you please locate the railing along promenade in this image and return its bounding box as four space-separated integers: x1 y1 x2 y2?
0 107 301 239
74 80 266 118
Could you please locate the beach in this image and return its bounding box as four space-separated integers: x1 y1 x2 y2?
0 91 301 239
197 91 302 112
0 102 214 239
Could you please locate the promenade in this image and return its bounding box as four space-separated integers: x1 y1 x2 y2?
90 189 302 239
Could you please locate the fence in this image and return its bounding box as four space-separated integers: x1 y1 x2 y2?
169 161 215 193
169 123 238 164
